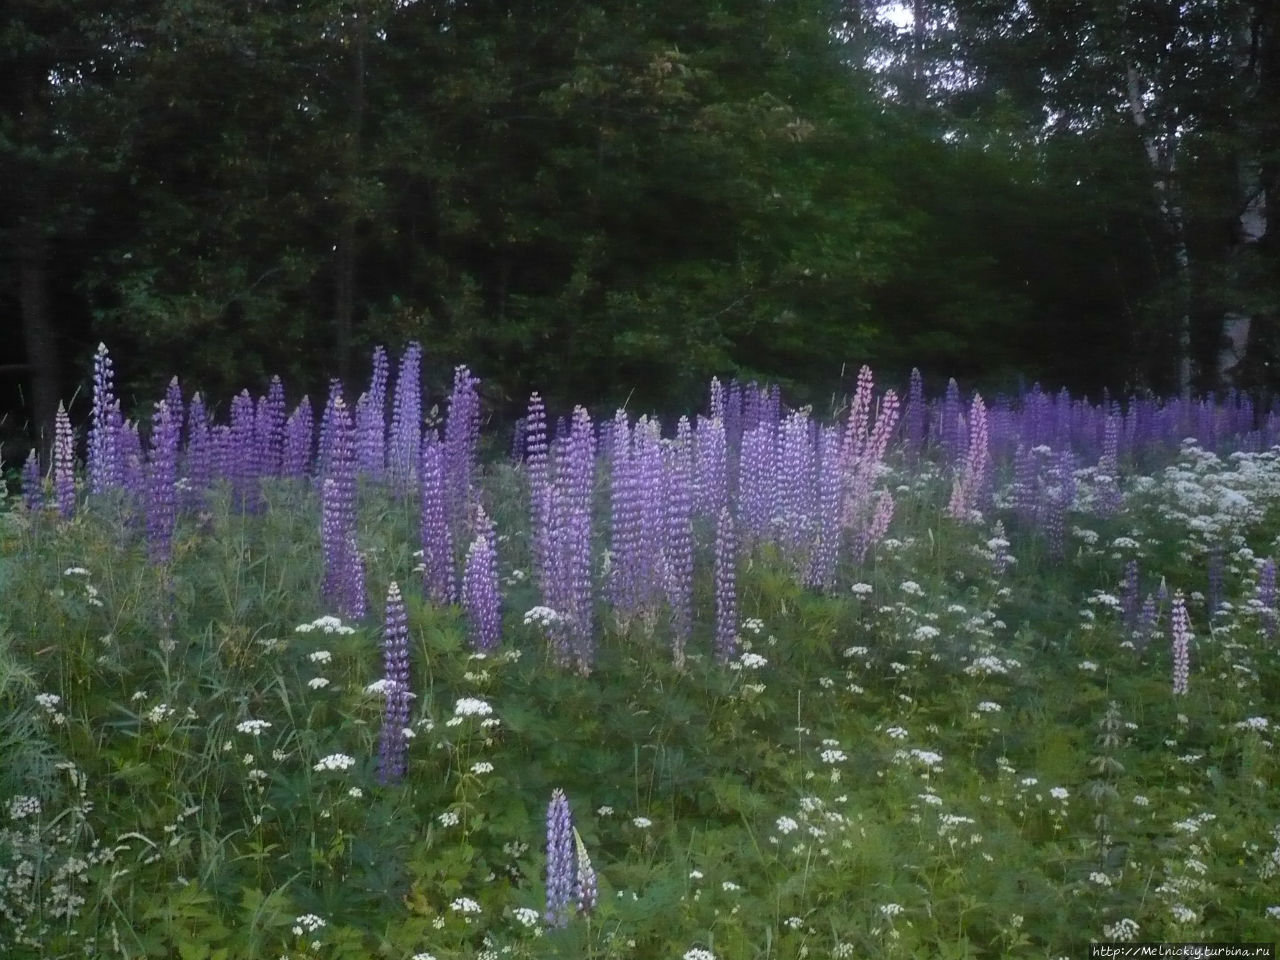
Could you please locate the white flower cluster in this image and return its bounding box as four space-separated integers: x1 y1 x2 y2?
295 616 355 635
453 697 494 718
731 651 768 671
235 719 272 736
292 914 326 935
522 606 560 628
683 948 716 960
308 650 333 664
8 796 41 819
312 753 355 772
450 897 482 914
741 618 765 634
512 906 540 927
1102 918 1139 941
1234 716 1269 732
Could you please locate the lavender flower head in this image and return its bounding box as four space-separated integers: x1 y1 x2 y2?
1170 591 1191 696
545 788 574 928
462 529 501 652
574 827 597 915
89 343 122 495
22 449 43 512
54 402 76 519
377 582 412 784
146 399 181 563
714 506 738 662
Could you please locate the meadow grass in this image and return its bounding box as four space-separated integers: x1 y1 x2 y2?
1 421 1279 959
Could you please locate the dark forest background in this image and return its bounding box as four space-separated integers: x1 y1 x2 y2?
5 0 1280 460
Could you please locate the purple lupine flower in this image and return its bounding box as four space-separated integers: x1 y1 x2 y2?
120 420 146 505
54 402 75 519
462 530 501 652
345 531 367 620
229 390 260 513
777 409 816 576
564 407 596 671
940 377 964 468
1258 558 1277 639
947 393 989 520
359 346 389 480
256 376 286 477
526 393 550 594
852 490 894 565
609 410 640 628
664 418 694 666
317 379 343 477
388 342 423 492
377 582 412 784
574 827 597 915
321 396 362 618
695 415 727 520
903 367 925 462
1012 444 1037 525
283 398 314 479
1135 593 1157 652
420 434 456 604
714 506 738 662
444 364 481 528
807 426 844 590
89 343 122 495
737 422 777 546
709 376 725 420
185 393 212 508
1170 591 1191 696
22 449 43 511
146 399 180 563
545 788 574 928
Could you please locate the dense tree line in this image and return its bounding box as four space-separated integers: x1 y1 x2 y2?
4 1 1280 460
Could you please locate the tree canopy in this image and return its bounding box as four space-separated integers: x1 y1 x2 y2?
4 0 1280 450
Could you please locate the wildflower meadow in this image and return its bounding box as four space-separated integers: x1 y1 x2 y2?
2 345 1279 959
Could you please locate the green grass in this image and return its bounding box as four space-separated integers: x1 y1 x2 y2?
1 448 1278 960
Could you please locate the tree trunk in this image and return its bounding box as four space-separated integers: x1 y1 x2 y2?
1125 64 1192 392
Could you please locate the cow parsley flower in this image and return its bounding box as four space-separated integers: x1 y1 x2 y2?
313 754 355 772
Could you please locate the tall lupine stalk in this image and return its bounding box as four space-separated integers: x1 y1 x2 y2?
664 418 695 666
256 376 286 477
737 421 777 545
1170 591 1191 696
1096 412 1123 516
462 529 501 652
564 408 596 671
545 789 574 928
121 421 146 505
574 828 598 916
282 398 314 479
388 342 423 492
840 369 900 559
714 506 738 662
988 520 1010 578
146 400 180 563
609 411 641 628
22 450 42 511
1012 444 1037 525
377 582 412 785
358 346 389 480
777 409 817 577
321 396 364 619
54 402 75 519
806 425 844 589
89 343 122 495
525 393 551 595
420 435 456 604
947 393 990 521
541 407 595 671
694 415 727 520
1136 593 1159 651
903 367 925 462
939 377 964 467
1258 558 1277 639
184 394 212 508
317 379 343 477
229 390 260 513
444 365 482 526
